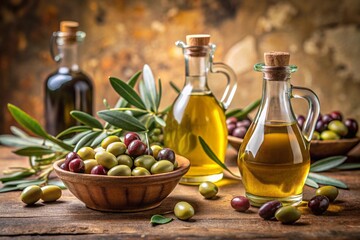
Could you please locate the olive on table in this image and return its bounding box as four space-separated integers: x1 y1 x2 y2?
95 151 118 169
101 135 120 149
124 132 141 147
106 142 127 157
258 200 283 220
150 160 174 174
40 185 62 202
132 167 151 176
134 155 156 171
157 148 176 163
316 186 339 202
127 140 147 157
328 120 348 137
320 130 340 140
77 147 96 160
107 165 131 176
150 145 163 159
91 165 107 175
344 118 358 138
117 154 133 168
84 159 98 174
275 206 301 224
199 181 218 199
21 185 42 205
174 201 195 221
308 195 330 215
312 131 320 140
231 196 250 212
69 158 85 173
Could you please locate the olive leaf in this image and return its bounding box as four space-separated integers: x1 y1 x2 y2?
0 186 22 193
70 111 103 129
225 99 261 119
109 77 146 110
10 126 29 138
139 80 152 110
307 172 348 189
98 110 147 132
73 131 101 152
48 179 67 189
198 136 241 179
142 64 158 112
154 116 166 127
150 214 173 226
90 131 108 148
68 130 92 145
13 146 55 157
305 178 319 189
336 163 360 170
114 71 142 108
310 156 347 172
56 125 91 139
170 81 181 94
157 78 162 109
0 169 35 183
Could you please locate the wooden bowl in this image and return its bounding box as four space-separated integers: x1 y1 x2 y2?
228 136 360 160
53 155 190 212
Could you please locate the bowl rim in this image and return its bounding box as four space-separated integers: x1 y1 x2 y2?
53 154 190 184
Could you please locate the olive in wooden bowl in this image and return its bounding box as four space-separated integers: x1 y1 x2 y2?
53 155 190 212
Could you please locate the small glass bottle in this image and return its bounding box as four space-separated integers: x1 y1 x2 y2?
238 52 320 206
44 21 93 136
164 34 237 184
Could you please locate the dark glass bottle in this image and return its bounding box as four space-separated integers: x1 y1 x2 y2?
45 21 93 136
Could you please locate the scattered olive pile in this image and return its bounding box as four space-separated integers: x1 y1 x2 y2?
21 185 62 205
148 126 164 146
61 132 177 176
297 111 358 140
226 117 252 139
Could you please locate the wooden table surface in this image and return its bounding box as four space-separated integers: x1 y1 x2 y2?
1 146 360 239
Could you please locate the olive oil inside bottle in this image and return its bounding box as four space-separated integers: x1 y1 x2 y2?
238 122 310 205
165 92 227 184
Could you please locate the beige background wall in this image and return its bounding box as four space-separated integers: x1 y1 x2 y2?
1 0 360 133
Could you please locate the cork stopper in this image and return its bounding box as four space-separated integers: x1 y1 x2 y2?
186 34 210 46
264 52 290 66
60 21 78 43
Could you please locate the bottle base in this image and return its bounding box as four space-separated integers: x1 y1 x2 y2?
180 172 223 185
246 192 303 207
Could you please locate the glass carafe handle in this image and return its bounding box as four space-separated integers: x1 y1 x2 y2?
291 85 320 142
50 32 61 63
210 62 238 110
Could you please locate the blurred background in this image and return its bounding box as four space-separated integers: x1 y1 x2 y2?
1 0 360 134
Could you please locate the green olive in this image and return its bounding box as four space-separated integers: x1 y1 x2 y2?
316 186 339 202
275 206 301 224
84 159 98 174
174 160 178 169
321 130 340 140
95 151 118 169
312 131 320 140
106 142 127 157
150 145 163 159
199 181 218 199
174 201 195 221
101 135 120 149
328 120 348 137
40 185 62 202
134 155 157 171
150 160 174 174
107 165 131 176
152 128 162 136
131 167 151 176
21 185 42 205
117 154 133 168
77 147 96 160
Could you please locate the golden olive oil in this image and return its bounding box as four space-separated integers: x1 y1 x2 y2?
238 122 310 204
165 92 227 184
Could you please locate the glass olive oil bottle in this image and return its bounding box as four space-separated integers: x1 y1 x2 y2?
45 21 93 136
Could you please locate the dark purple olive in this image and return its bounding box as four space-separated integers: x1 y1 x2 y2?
232 127 247 139
60 162 69 171
64 152 81 169
157 148 176 163
145 147 153 156
345 118 358 138
317 113 323 122
315 120 328 133
297 115 306 130
259 200 283 220
127 140 147 157
308 195 329 215
227 123 236 135
330 111 343 121
231 196 250 212
226 117 238 125
236 119 252 128
124 132 141 147
68 158 85 173
90 165 107 175
322 114 333 125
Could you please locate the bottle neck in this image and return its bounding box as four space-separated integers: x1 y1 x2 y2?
58 42 80 73
183 49 210 93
